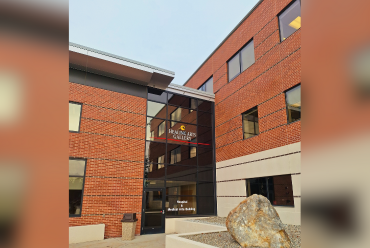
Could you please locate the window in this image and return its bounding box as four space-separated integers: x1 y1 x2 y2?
69 158 86 216
189 138 197 158
228 40 255 82
158 155 165 164
69 102 82 132
246 174 294 206
242 107 259 139
170 108 181 127
198 77 213 93
278 0 301 41
170 147 181 164
285 85 301 123
158 121 165 137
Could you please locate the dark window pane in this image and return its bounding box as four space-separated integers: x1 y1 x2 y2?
148 88 167 103
198 126 213 145
241 40 255 71
228 53 241 81
144 179 165 188
198 147 213 167
166 181 196 196
166 196 196 216
168 106 197 125
197 182 214 196
147 101 166 118
166 165 197 181
197 197 215 215
279 0 301 41
167 121 197 145
198 100 212 112
271 175 294 206
168 93 191 108
198 167 214 182
246 175 294 206
242 107 259 139
145 141 166 164
198 111 212 127
145 163 165 180
286 85 301 123
69 190 82 215
146 117 166 142
167 144 197 166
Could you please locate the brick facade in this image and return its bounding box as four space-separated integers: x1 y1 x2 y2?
184 0 301 162
69 82 146 237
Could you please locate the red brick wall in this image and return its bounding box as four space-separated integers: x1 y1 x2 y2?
69 82 146 237
184 0 301 162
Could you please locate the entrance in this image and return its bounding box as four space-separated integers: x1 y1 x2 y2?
141 188 165 234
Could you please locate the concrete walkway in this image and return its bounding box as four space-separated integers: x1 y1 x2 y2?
69 233 168 248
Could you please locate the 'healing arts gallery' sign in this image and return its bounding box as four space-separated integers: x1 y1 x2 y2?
168 125 196 141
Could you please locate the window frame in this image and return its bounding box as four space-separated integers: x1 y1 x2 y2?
227 39 255 82
284 84 301 124
69 101 83 133
242 106 259 140
69 157 87 217
278 0 301 42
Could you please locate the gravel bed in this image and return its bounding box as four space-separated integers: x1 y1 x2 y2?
184 217 301 248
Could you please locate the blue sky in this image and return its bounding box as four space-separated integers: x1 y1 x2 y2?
69 0 259 85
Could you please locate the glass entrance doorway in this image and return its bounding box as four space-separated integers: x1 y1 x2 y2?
142 188 165 234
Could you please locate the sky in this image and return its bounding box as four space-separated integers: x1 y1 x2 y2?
69 0 259 85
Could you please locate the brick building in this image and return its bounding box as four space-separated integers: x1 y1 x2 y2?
183 0 301 224
69 0 301 242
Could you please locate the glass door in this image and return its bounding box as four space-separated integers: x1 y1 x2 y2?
142 188 165 234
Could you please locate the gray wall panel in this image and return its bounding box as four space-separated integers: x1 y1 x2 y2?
69 68 147 98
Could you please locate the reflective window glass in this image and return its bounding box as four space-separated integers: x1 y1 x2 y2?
69 102 82 132
168 93 191 108
166 181 196 196
228 53 240 81
166 196 196 216
279 0 301 41
147 101 166 118
241 40 255 71
285 85 301 123
197 197 214 215
168 105 196 125
148 87 167 103
145 141 166 164
146 117 166 142
242 107 259 139
167 144 197 166
167 165 197 181
198 77 213 93
69 158 86 216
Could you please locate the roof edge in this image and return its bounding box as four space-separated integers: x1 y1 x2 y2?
182 0 264 86
69 42 175 76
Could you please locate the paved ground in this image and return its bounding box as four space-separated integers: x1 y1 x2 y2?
69 233 168 248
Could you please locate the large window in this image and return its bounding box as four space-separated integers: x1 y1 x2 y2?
170 108 182 127
278 0 301 41
158 121 165 137
242 107 259 139
246 174 294 206
170 147 181 164
69 102 82 132
285 85 301 123
69 158 86 216
145 89 215 216
198 77 213 93
228 40 255 82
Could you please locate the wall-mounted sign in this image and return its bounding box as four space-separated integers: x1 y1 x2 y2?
168 125 196 141
167 200 195 212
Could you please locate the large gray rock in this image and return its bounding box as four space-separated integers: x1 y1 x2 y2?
226 194 291 248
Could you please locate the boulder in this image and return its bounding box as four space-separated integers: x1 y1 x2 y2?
226 194 291 248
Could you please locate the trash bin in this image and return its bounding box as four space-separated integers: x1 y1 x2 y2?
121 213 138 240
